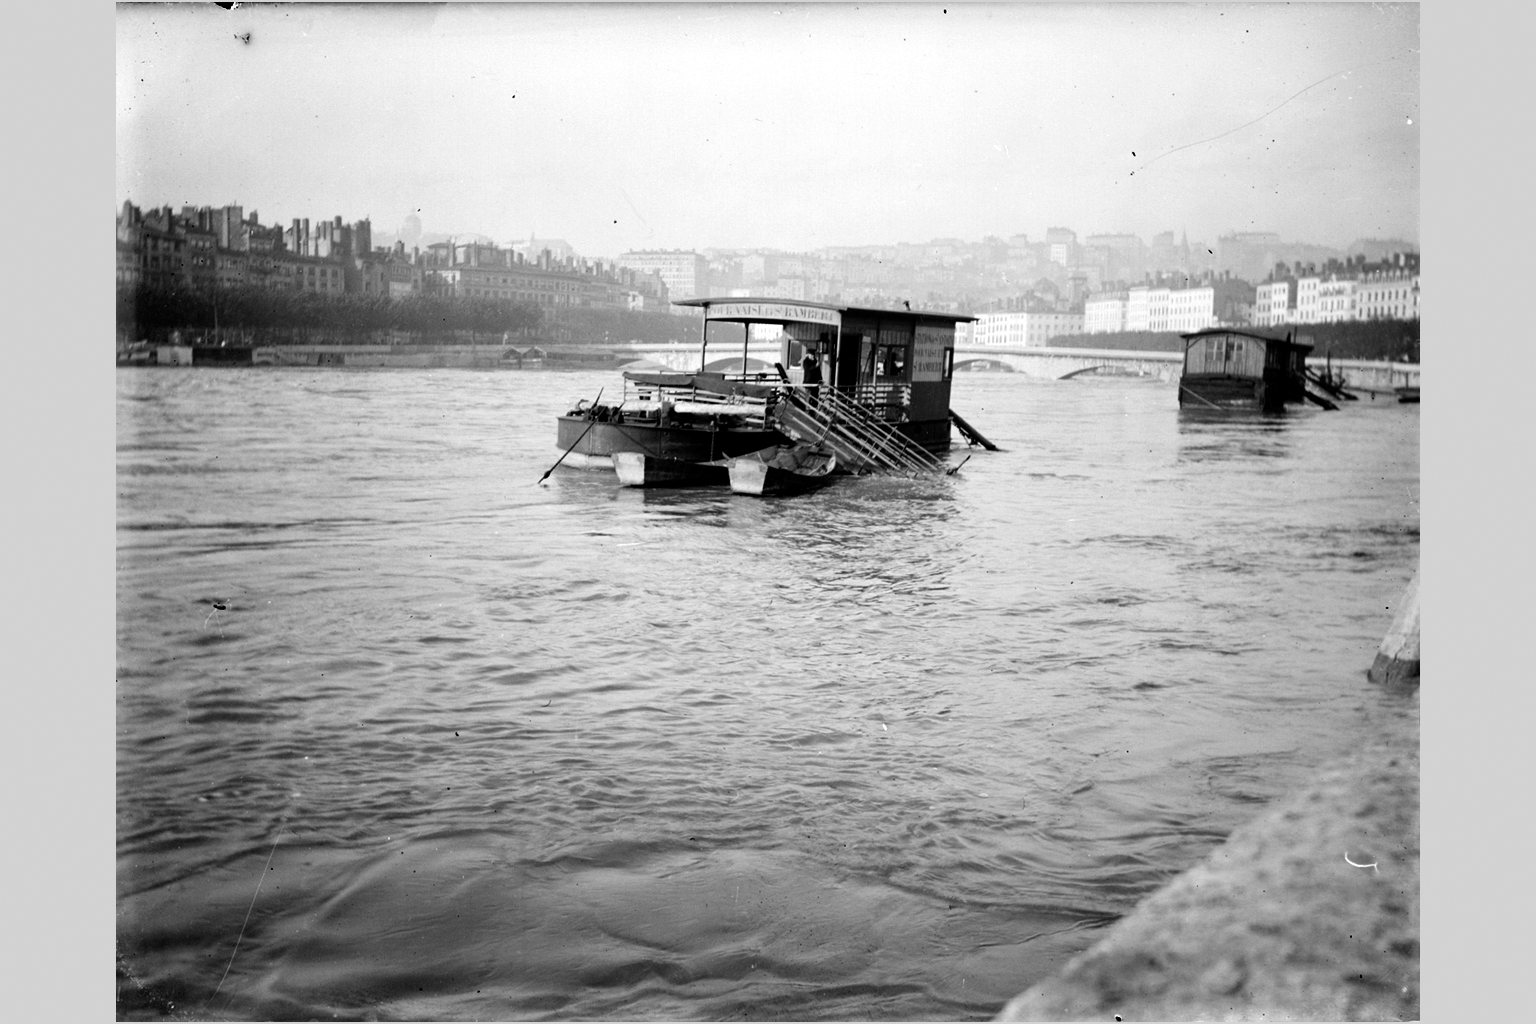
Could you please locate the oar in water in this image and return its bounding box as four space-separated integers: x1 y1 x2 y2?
538 388 602 485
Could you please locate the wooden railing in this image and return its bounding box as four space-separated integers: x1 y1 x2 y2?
616 379 771 429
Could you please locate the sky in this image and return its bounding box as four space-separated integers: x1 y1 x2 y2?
116 3 1419 258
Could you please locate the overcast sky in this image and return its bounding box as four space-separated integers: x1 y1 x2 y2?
116 3 1419 257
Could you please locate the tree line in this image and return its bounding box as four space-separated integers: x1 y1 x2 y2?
118 285 544 342
535 305 702 347
1051 319 1420 362
116 284 712 350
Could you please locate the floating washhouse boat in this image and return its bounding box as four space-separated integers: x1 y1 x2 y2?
1177 327 1336 412
554 298 985 478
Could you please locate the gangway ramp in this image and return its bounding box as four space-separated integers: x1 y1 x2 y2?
771 386 947 477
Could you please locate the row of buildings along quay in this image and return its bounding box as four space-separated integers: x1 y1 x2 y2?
115 202 676 315
116 202 1419 346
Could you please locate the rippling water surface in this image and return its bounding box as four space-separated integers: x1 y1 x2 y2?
116 367 1419 1020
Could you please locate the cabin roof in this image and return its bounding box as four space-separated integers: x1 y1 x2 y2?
672 296 976 324
1180 326 1312 352
672 296 845 314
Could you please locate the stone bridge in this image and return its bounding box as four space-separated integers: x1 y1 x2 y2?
953 346 1185 380
620 342 1186 380
619 342 1420 389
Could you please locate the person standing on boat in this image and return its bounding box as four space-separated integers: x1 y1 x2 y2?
801 344 823 405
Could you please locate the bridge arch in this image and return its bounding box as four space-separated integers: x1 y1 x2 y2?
702 356 774 373
950 346 1184 381
952 357 1017 373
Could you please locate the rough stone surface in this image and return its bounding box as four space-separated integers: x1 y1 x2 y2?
1368 572 1419 686
997 700 1419 1022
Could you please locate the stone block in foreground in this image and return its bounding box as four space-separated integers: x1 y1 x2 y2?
1368 571 1420 687
997 730 1419 1022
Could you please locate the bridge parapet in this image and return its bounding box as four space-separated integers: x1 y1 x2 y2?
1304 358 1420 390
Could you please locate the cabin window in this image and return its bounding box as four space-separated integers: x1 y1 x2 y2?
943 348 954 379
874 344 907 379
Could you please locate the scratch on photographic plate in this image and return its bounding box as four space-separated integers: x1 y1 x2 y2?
1131 50 1415 176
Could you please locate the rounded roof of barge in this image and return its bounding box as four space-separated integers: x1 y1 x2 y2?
672 296 976 324
1180 326 1313 351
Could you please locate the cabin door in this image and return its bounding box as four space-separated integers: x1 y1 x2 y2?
834 332 863 392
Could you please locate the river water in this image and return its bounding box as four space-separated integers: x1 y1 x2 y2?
116 367 1419 1021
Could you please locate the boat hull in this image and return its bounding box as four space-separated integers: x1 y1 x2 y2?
1177 373 1308 412
612 452 730 488
895 418 954 454
556 416 787 466
1178 374 1264 409
726 446 837 497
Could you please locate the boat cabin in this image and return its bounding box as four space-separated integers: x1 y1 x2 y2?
673 297 975 451
1179 327 1313 411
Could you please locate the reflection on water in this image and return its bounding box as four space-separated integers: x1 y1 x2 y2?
117 369 1418 1021
1177 408 1297 463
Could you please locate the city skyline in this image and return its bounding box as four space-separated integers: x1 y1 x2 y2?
117 4 1419 258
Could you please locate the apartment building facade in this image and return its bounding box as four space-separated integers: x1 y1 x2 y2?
1315 278 1358 323
1295 276 1322 324
425 242 667 311
1085 283 1218 333
1084 291 1128 334
1261 253 1419 325
970 310 1085 347
1254 279 1295 326
1354 268 1420 321
616 250 709 312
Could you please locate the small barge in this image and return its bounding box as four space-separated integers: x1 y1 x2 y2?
1177 328 1338 412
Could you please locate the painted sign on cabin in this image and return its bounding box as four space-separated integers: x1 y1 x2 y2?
704 302 841 326
912 325 953 381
